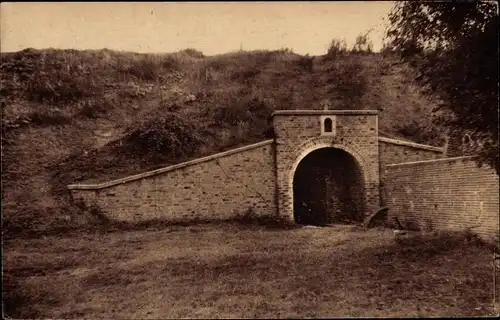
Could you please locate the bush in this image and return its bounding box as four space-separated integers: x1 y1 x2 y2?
215 103 248 127
1 48 103 106
125 54 178 81
278 47 294 54
27 74 98 105
352 32 374 53
181 48 205 58
326 39 348 59
297 54 314 72
213 92 274 144
215 93 273 126
326 58 367 107
120 111 205 161
394 120 445 146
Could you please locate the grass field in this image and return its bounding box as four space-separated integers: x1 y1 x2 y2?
3 223 498 318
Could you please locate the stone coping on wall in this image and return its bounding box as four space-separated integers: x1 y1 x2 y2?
379 136 445 152
67 139 275 190
386 155 477 168
272 110 379 116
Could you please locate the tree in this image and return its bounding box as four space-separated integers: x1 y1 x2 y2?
385 1 499 173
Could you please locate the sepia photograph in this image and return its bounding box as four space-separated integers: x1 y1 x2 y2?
1 1 499 318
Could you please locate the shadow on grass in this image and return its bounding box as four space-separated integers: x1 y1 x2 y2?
353 230 495 316
3 208 300 241
3 273 66 319
86 211 300 234
73 229 494 317
3 227 496 318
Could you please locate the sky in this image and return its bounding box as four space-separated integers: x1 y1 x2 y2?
1 2 394 56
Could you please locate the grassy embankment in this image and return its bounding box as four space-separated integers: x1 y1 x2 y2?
1 47 443 235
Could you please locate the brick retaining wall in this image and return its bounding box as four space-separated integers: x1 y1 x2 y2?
383 156 499 240
69 140 277 222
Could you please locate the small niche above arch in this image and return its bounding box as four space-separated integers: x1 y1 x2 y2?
320 115 336 136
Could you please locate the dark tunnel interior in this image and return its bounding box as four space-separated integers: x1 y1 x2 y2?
293 148 365 225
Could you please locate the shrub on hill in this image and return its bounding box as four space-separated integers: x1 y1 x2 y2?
180 48 205 58
325 58 367 109
326 39 349 59
124 54 179 81
119 111 206 162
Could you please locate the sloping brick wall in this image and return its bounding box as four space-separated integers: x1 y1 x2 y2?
383 156 499 240
69 140 277 222
378 137 445 204
379 137 444 169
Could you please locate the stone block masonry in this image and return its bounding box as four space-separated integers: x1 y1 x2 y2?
69 140 277 222
383 156 499 240
273 110 380 221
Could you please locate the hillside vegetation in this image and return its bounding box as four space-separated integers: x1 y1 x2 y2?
1 47 444 236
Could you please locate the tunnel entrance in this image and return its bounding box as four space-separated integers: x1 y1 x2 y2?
293 147 365 226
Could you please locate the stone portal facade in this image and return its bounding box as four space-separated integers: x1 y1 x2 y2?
273 110 380 221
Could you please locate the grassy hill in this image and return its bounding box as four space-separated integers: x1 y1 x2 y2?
1 47 444 236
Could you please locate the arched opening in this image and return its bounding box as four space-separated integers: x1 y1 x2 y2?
292 147 365 225
324 118 333 133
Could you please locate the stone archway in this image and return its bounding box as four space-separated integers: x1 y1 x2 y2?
276 136 379 223
272 110 380 223
293 147 365 225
